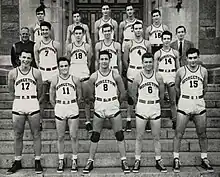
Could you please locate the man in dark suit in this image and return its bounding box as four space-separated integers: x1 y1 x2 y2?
171 26 194 66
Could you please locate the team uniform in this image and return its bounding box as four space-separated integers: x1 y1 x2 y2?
97 18 114 41
135 71 160 120
33 23 42 42
69 42 90 80
12 67 40 115
158 48 177 85
38 40 58 82
94 70 120 118
54 75 79 120
100 41 119 72
177 65 206 115
69 23 87 43
127 39 148 82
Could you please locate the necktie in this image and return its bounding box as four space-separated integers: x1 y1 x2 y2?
179 41 182 57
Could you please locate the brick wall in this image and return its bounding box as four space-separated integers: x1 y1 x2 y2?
199 0 220 54
0 0 19 55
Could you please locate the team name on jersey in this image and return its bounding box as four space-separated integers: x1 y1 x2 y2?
130 46 147 53
71 49 87 56
39 47 57 53
95 79 116 87
15 78 36 86
139 82 158 89
182 75 203 84
56 83 75 90
159 54 176 62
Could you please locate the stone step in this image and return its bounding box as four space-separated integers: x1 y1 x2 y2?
1 117 220 130
1 152 220 168
1 128 220 141
0 167 219 177
1 139 220 154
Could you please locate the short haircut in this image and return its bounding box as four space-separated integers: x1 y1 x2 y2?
73 26 85 33
19 49 33 58
186 48 200 57
99 50 112 59
161 30 172 39
176 25 186 34
102 4 110 8
151 9 161 16
102 23 113 32
72 11 80 16
126 4 133 9
20 27 29 32
132 21 143 29
141 52 154 62
57 57 70 66
40 21 52 30
36 3 46 15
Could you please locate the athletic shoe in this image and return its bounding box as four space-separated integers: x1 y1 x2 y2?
132 159 140 173
83 160 93 174
125 121 132 132
85 121 93 133
71 159 78 172
201 158 214 172
35 160 43 174
57 159 64 173
145 121 151 132
173 158 180 173
6 160 22 175
121 160 130 173
172 120 176 130
156 159 167 173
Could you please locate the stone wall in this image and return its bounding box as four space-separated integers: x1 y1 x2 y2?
0 0 19 55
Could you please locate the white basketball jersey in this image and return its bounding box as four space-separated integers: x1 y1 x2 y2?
70 23 86 43
158 48 176 70
70 42 88 65
100 41 118 68
129 39 148 67
180 65 204 96
149 24 164 45
33 23 42 42
123 18 142 40
14 67 37 97
98 18 114 41
39 40 58 68
138 71 159 100
56 75 77 101
95 70 117 99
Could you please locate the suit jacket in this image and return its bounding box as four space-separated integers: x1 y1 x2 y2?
171 39 194 66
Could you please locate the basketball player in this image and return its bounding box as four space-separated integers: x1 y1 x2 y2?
83 50 130 174
154 31 180 130
30 3 54 42
94 4 118 42
65 11 92 49
123 21 151 132
119 4 143 52
95 23 122 74
173 48 214 173
66 26 92 132
7 50 43 174
131 52 167 173
50 57 82 173
145 9 168 55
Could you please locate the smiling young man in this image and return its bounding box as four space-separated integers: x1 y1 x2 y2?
173 48 214 173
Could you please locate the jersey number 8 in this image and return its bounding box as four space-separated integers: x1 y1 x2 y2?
103 84 108 91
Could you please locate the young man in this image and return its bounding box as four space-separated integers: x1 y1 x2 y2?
65 11 92 48
119 4 143 52
66 26 93 132
94 4 118 43
50 57 82 173
83 50 130 174
145 9 168 55
131 52 167 173
7 50 43 174
123 21 151 132
171 26 194 66
173 48 214 173
154 30 180 129
30 4 54 42
95 23 122 74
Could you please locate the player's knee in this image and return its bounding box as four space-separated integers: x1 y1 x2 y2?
91 131 100 143
152 133 160 142
115 130 124 141
136 132 144 141
170 100 176 106
70 135 77 141
175 130 184 139
32 129 41 140
14 131 24 140
57 134 65 142
197 131 207 140
127 96 134 105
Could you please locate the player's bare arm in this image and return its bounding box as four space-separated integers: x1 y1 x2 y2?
85 43 92 68
154 50 160 71
33 68 43 102
202 67 208 95
175 68 184 101
29 25 34 41
94 20 99 43
115 42 122 75
73 76 83 103
86 72 97 101
131 73 141 105
53 41 61 58
34 42 40 68
145 40 152 53
51 26 55 40
65 25 72 47
8 69 16 98
173 49 180 70
119 21 125 43
156 72 165 106
163 24 169 31
95 42 101 71
66 43 72 60
113 70 126 103
84 24 92 45
123 41 131 70
49 75 58 108
145 26 151 40
112 19 118 41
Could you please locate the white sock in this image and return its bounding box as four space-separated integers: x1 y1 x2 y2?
35 156 41 160
201 153 207 159
135 155 141 160
173 152 179 159
155 156 161 161
72 154 77 160
127 118 131 122
15 156 22 161
58 154 64 160
121 156 126 161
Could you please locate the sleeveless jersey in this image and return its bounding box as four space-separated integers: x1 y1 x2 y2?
70 42 88 65
149 24 164 45
14 67 37 97
38 40 58 68
33 23 42 42
158 48 176 70
138 71 159 100
180 65 204 96
95 70 117 99
98 18 114 41
100 41 118 68
129 39 148 67
70 23 86 43
56 75 77 102
123 18 142 40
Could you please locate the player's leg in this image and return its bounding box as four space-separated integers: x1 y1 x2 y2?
125 80 133 132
